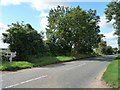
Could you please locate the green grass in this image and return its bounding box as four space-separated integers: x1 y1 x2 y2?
0 61 33 71
31 56 76 67
103 57 120 88
0 56 77 71
1 54 95 71
31 54 96 67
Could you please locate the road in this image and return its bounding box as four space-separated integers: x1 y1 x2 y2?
1 55 117 89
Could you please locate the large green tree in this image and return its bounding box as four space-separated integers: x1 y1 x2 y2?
67 7 100 54
46 6 100 55
2 22 44 60
46 6 72 55
105 0 120 50
97 41 114 55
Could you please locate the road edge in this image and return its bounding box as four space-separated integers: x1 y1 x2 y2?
89 67 111 88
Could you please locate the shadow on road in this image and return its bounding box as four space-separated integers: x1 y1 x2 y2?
82 57 111 62
80 55 117 62
43 63 66 68
43 55 117 68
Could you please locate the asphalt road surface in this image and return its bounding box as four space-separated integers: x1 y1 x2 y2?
1 55 117 89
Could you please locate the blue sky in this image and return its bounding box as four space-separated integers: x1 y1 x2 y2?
0 0 117 48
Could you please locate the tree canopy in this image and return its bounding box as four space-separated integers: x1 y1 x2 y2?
2 5 117 61
105 0 120 50
2 22 44 60
46 6 100 55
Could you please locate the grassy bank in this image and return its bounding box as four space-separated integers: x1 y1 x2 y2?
0 61 34 71
31 56 76 67
0 54 95 71
103 56 120 88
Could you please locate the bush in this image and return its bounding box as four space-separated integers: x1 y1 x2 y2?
0 61 34 71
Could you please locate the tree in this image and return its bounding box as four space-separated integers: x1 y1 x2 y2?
46 6 72 55
105 0 120 50
46 5 100 55
2 22 44 60
98 41 107 54
97 41 114 55
105 46 114 55
113 47 118 54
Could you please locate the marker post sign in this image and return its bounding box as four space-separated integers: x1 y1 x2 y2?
4 52 16 62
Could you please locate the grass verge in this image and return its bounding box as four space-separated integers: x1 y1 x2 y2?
31 56 76 67
0 54 95 71
0 61 33 71
102 56 120 88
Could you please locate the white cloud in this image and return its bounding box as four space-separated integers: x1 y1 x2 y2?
30 0 51 11
0 41 9 48
99 15 113 29
99 15 117 48
0 22 8 36
103 31 118 48
0 0 68 11
104 31 117 40
0 0 49 10
0 0 29 5
1 0 114 4
0 22 9 48
39 11 49 32
40 17 48 40
39 11 49 40
40 17 48 33
40 11 49 17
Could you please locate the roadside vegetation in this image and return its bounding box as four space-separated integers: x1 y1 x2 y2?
31 56 76 67
102 1 120 88
0 61 34 71
103 56 120 88
1 1 119 71
30 54 95 67
0 54 95 71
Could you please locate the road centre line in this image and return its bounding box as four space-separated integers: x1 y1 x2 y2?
66 63 86 70
4 75 47 88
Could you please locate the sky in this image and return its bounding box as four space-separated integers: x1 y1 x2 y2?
0 0 118 48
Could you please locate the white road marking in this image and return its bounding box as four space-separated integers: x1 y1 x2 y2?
4 75 47 88
66 63 86 70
